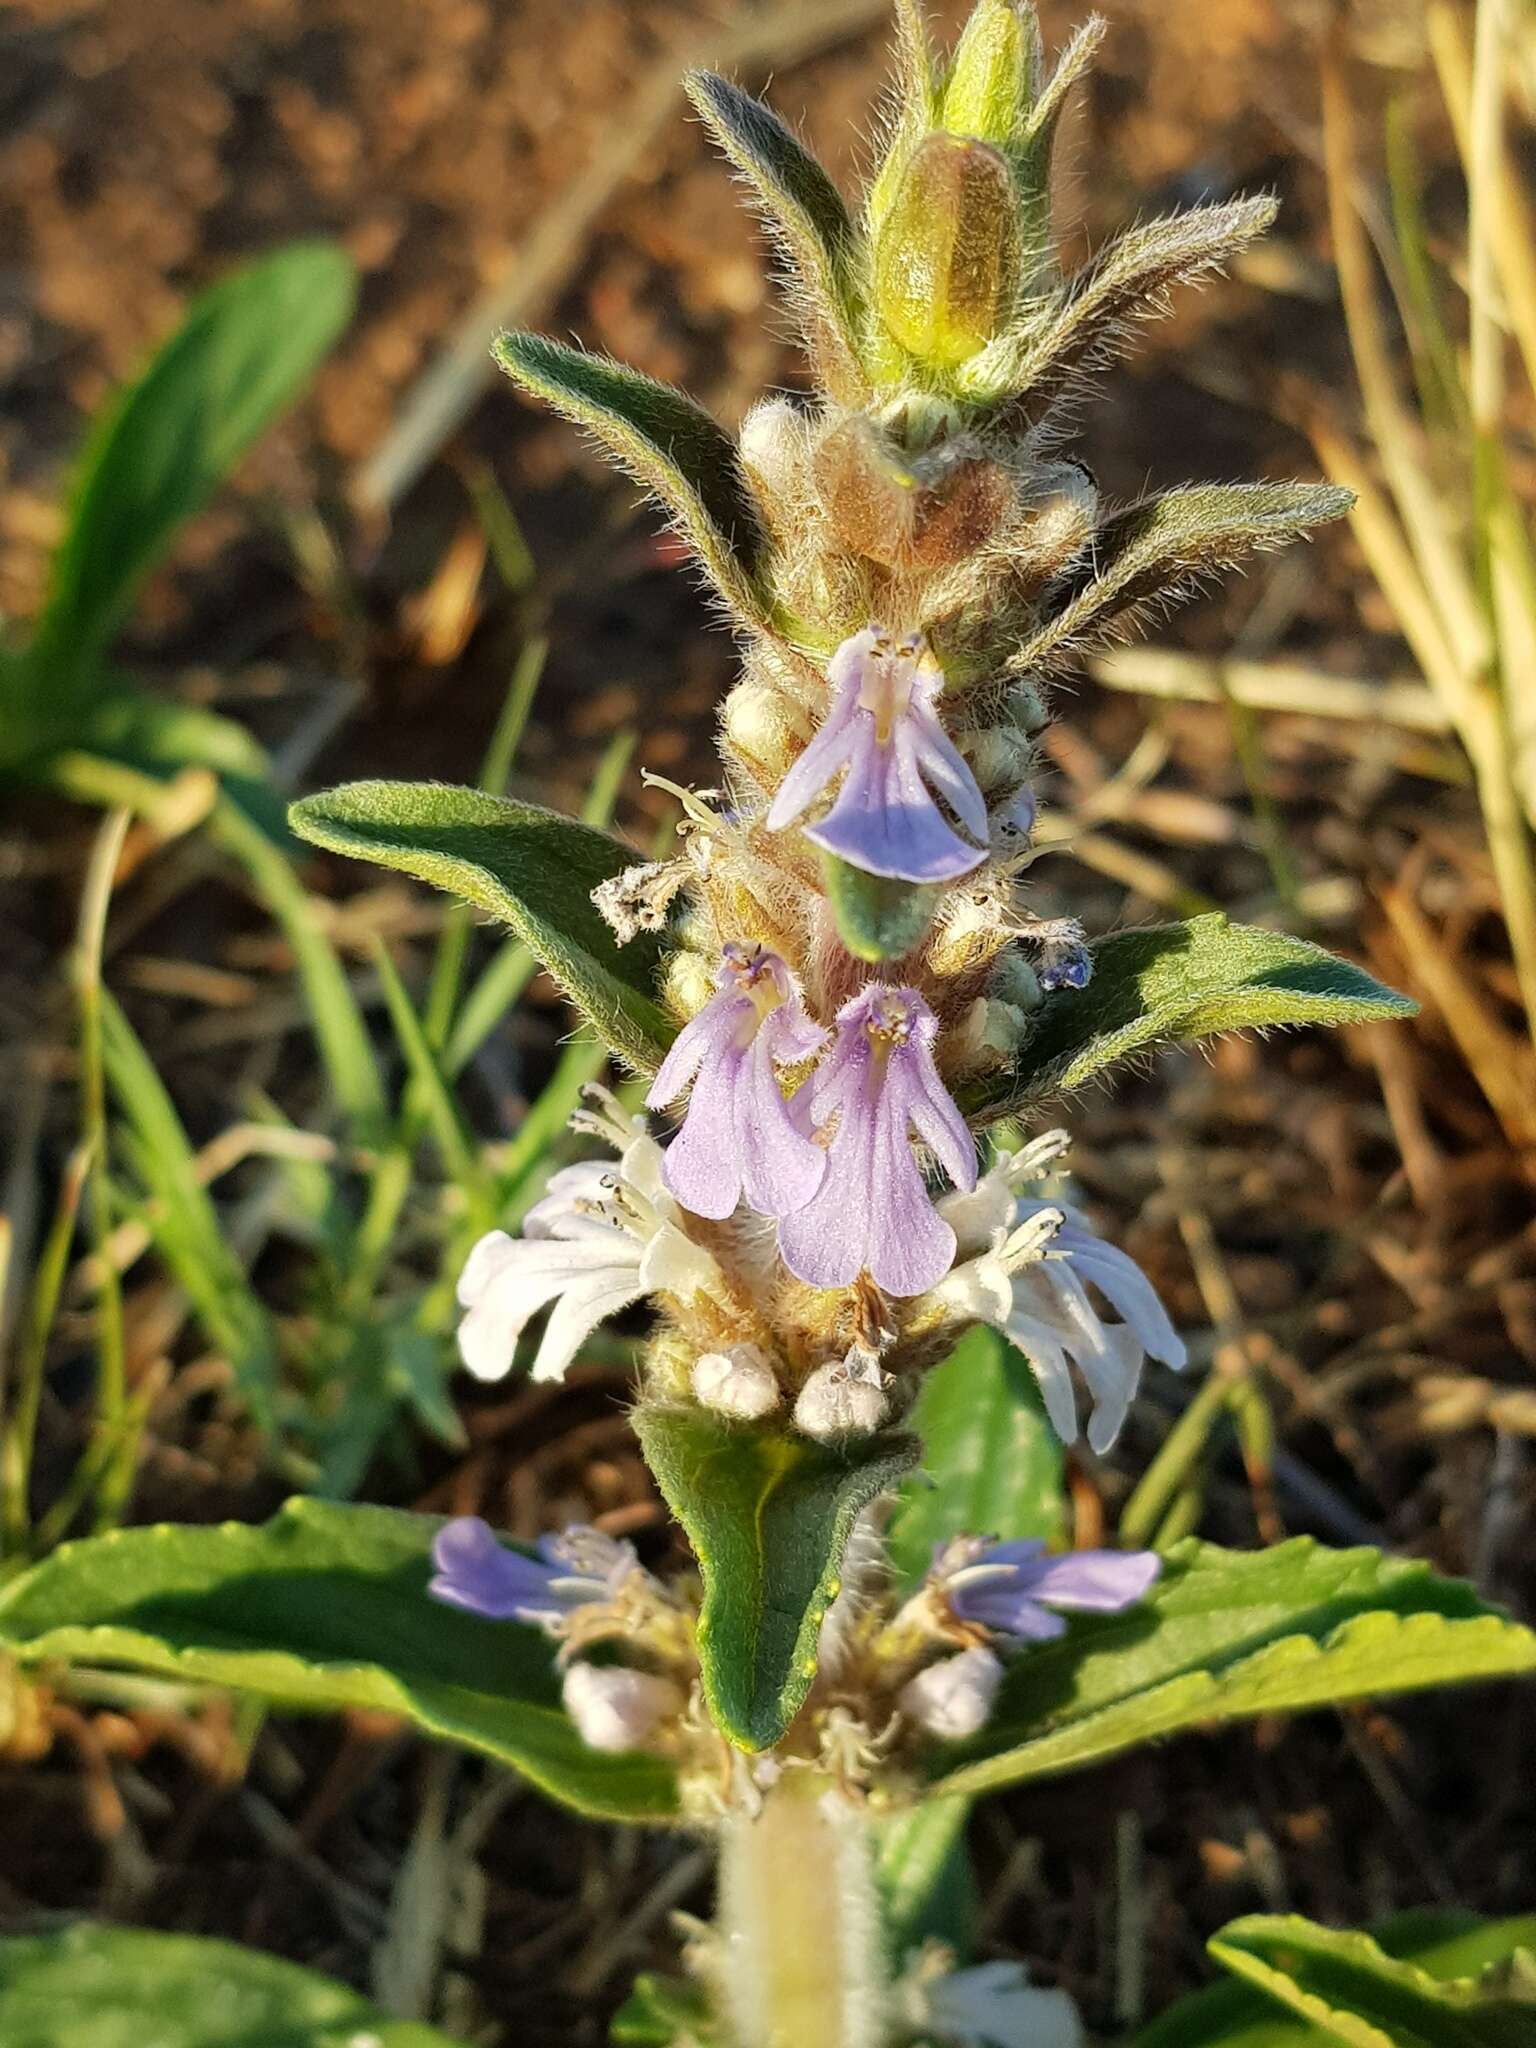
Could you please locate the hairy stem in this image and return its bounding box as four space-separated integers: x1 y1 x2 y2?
717 1773 889 2048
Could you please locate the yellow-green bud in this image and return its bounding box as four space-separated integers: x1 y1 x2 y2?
960 725 1035 793
721 677 806 781
873 132 1021 369
941 0 1043 154
661 946 717 1022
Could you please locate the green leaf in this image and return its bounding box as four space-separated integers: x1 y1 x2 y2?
684 72 866 398
0 1925 469 2048
33 242 356 682
100 989 281 1429
493 331 766 622
886 1324 1065 1590
962 915 1416 1121
289 780 676 1072
1209 1916 1536 2048
1016 480 1354 669
0 1498 676 1823
822 851 941 963
635 1406 918 1751
1134 1914 1536 2048
930 1536 1536 1799
610 1973 719 2046
877 1795 978 1963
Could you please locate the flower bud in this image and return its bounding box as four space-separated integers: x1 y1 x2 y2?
898 1646 1004 1739
873 133 1021 370
988 949 1044 1011
561 1663 685 1753
738 396 811 535
721 677 804 782
661 947 717 1023
1018 464 1098 580
941 0 1043 156
692 1343 782 1420
812 412 1015 571
793 1357 887 1439
1005 678 1051 735
945 995 1030 1075
961 725 1035 795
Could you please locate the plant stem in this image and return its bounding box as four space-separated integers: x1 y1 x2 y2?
716 1772 888 2048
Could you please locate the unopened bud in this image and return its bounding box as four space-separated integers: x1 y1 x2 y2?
941 0 1043 155
1005 679 1051 735
661 947 717 1023
1019 465 1098 580
989 949 1044 1010
946 995 1030 1074
794 1357 887 1439
874 133 1021 370
738 397 811 534
813 412 1015 570
721 678 804 782
961 725 1035 795
898 1646 1004 1740
692 1343 782 1420
562 1663 684 1753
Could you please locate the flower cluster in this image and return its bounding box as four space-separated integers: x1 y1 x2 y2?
427 1512 1159 1802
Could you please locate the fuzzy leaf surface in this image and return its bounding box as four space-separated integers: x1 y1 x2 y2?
1135 1914 1536 2048
962 914 1415 1119
887 1324 1065 1589
1208 1916 1536 2047
636 1406 918 1751
930 1537 1536 1798
33 242 356 683
1017 481 1354 669
0 1925 468 2048
878 1795 978 1962
0 1499 676 1822
493 332 766 620
822 851 941 963
685 71 864 387
289 780 675 1071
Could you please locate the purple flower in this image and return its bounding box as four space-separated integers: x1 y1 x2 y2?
428 1516 638 1630
766 627 988 883
934 1535 1161 1644
646 942 827 1221
777 984 977 1296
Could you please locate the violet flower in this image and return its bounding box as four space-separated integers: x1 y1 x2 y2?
429 1517 639 1631
931 1535 1161 1644
646 941 827 1221
766 627 988 883
777 983 977 1296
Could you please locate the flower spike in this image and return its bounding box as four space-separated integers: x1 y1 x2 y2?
767 627 989 883
646 941 827 1220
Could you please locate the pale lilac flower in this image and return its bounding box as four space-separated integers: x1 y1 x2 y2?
778 984 977 1297
930 1534 1161 1644
766 627 988 883
899 1644 1004 1739
935 1134 1186 1452
429 1517 639 1631
646 941 827 1221
455 1090 723 1383
917 1960 1082 2048
561 1663 685 1753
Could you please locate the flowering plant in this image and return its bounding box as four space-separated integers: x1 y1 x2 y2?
1 5 1533 2045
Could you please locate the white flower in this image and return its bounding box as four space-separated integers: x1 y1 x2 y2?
919 1961 1083 2048
898 1646 1004 1740
456 1093 724 1384
935 1133 1186 1453
561 1663 685 1753
692 1343 782 1419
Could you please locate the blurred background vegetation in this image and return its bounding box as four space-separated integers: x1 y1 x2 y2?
0 1 1533 2042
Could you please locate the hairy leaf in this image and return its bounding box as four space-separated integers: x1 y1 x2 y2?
958 196 1276 411
686 72 867 400
887 1325 1065 1590
930 1536 1536 1798
635 1406 919 1751
0 1499 676 1822
493 331 766 621
1135 1913 1536 2048
0 1925 468 2048
33 242 356 683
1209 1916 1536 2048
878 1795 978 1962
962 915 1416 1121
822 851 942 963
1015 481 1354 670
289 780 675 1072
